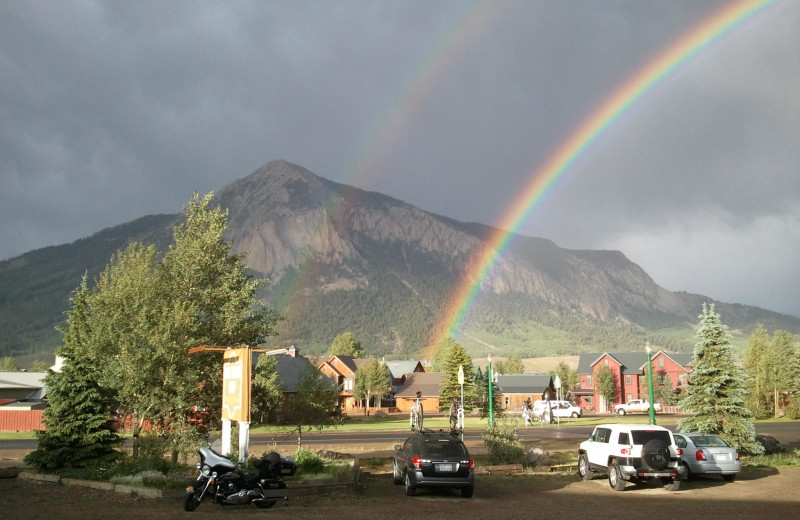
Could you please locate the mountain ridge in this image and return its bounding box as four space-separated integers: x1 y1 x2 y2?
2 160 798 362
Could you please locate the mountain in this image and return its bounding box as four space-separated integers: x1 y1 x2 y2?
2 160 798 363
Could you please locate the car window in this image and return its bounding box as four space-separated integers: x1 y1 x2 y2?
618 432 630 445
592 427 611 443
631 430 671 445
692 435 728 447
674 435 687 449
424 439 468 458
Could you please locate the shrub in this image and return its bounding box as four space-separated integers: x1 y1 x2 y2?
294 446 325 475
483 418 525 465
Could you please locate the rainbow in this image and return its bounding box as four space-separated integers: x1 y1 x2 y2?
431 0 781 348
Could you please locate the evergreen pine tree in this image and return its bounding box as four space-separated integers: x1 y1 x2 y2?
438 343 477 412
678 304 763 454
25 277 120 471
744 324 770 418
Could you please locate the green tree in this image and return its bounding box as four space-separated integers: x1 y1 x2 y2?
498 354 525 374
764 330 800 418
744 324 771 418
439 343 477 412
0 357 20 371
283 365 343 447
251 353 284 424
25 278 121 471
31 360 51 372
554 361 579 399
476 367 503 419
595 365 617 412
354 357 390 412
678 304 763 454
430 336 455 372
327 332 364 357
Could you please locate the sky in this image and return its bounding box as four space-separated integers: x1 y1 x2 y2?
2 1 799 318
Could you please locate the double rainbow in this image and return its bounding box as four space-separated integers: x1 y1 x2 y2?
430 0 781 349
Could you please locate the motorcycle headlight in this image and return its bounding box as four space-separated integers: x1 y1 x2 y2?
201 464 211 477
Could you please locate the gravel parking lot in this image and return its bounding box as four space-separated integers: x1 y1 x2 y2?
2 465 799 520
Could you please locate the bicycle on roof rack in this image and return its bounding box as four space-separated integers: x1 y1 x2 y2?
410 391 424 433
448 397 464 434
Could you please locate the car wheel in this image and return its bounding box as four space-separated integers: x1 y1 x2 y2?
392 460 403 485
461 486 474 498
663 477 681 491
571 412 579 418
680 462 692 482
617 409 626 416
608 460 626 491
722 474 736 482
578 453 594 481
404 471 416 496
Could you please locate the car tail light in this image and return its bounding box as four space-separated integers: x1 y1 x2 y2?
412 455 422 469
695 450 707 461
469 458 474 470
735 451 740 461
676 448 683 456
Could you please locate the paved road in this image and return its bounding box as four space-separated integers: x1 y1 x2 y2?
2 421 797 457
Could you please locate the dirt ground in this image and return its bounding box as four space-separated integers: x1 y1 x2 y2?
1 465 798 520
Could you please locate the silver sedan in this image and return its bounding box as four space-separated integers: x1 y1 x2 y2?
674 432 741 482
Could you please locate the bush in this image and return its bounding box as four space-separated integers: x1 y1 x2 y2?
294 446 325 475
785 400 800 420
483 418 525 465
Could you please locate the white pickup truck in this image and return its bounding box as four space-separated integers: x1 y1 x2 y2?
614 399 661 415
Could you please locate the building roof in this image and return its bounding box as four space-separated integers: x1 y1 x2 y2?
320 355 369 377
496 374 553 395
0 371 47 400
385 360 423 379
577 351 693 374
275 355 316 393
394 372 444 398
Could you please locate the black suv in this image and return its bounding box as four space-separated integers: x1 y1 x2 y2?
393 430 475 498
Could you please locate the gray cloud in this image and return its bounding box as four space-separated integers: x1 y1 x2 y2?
2 0 798 317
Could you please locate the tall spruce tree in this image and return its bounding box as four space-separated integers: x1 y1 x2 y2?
25 277 120 471
678 304 763 454
764 330 800 418
744 324 771 418
439 342 477 412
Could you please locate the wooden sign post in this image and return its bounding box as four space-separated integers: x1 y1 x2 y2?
190 345 287 463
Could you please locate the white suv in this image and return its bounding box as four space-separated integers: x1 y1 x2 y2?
578 424 683 491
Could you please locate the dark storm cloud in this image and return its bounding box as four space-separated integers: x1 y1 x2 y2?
1 0 798 317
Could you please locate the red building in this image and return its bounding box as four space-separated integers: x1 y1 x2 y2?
572 351 693 412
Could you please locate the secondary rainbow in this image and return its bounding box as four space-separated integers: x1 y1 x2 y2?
431 0 781 348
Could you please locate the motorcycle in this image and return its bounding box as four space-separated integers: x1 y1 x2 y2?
184 446 297 511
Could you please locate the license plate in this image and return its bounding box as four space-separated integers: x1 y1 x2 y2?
437 463 454 472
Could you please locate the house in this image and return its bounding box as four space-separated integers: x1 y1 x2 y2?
0 371 48 431
573 351 693 412
385 360 425 395
495 374 557 411
317 355 371 412
394 372 444 414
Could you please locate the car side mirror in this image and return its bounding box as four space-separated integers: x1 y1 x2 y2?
394 444 402 451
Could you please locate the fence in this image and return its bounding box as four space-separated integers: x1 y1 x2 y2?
0 409 44 431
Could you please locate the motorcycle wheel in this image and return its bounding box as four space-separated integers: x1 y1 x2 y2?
184 490 203 512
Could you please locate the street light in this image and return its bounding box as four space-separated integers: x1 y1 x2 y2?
645 343 656 426
487 354 494 426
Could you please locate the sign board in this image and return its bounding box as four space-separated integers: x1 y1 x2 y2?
458 365 464 385
222 347 251 422
554 374 562 388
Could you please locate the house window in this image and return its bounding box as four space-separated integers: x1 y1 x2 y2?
658 357 665 367
625 375 631 385
678 374 687 385
603 358 609 366
586 396 593 404
586 375 592 386
504 397 510 406
627 393 632 402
